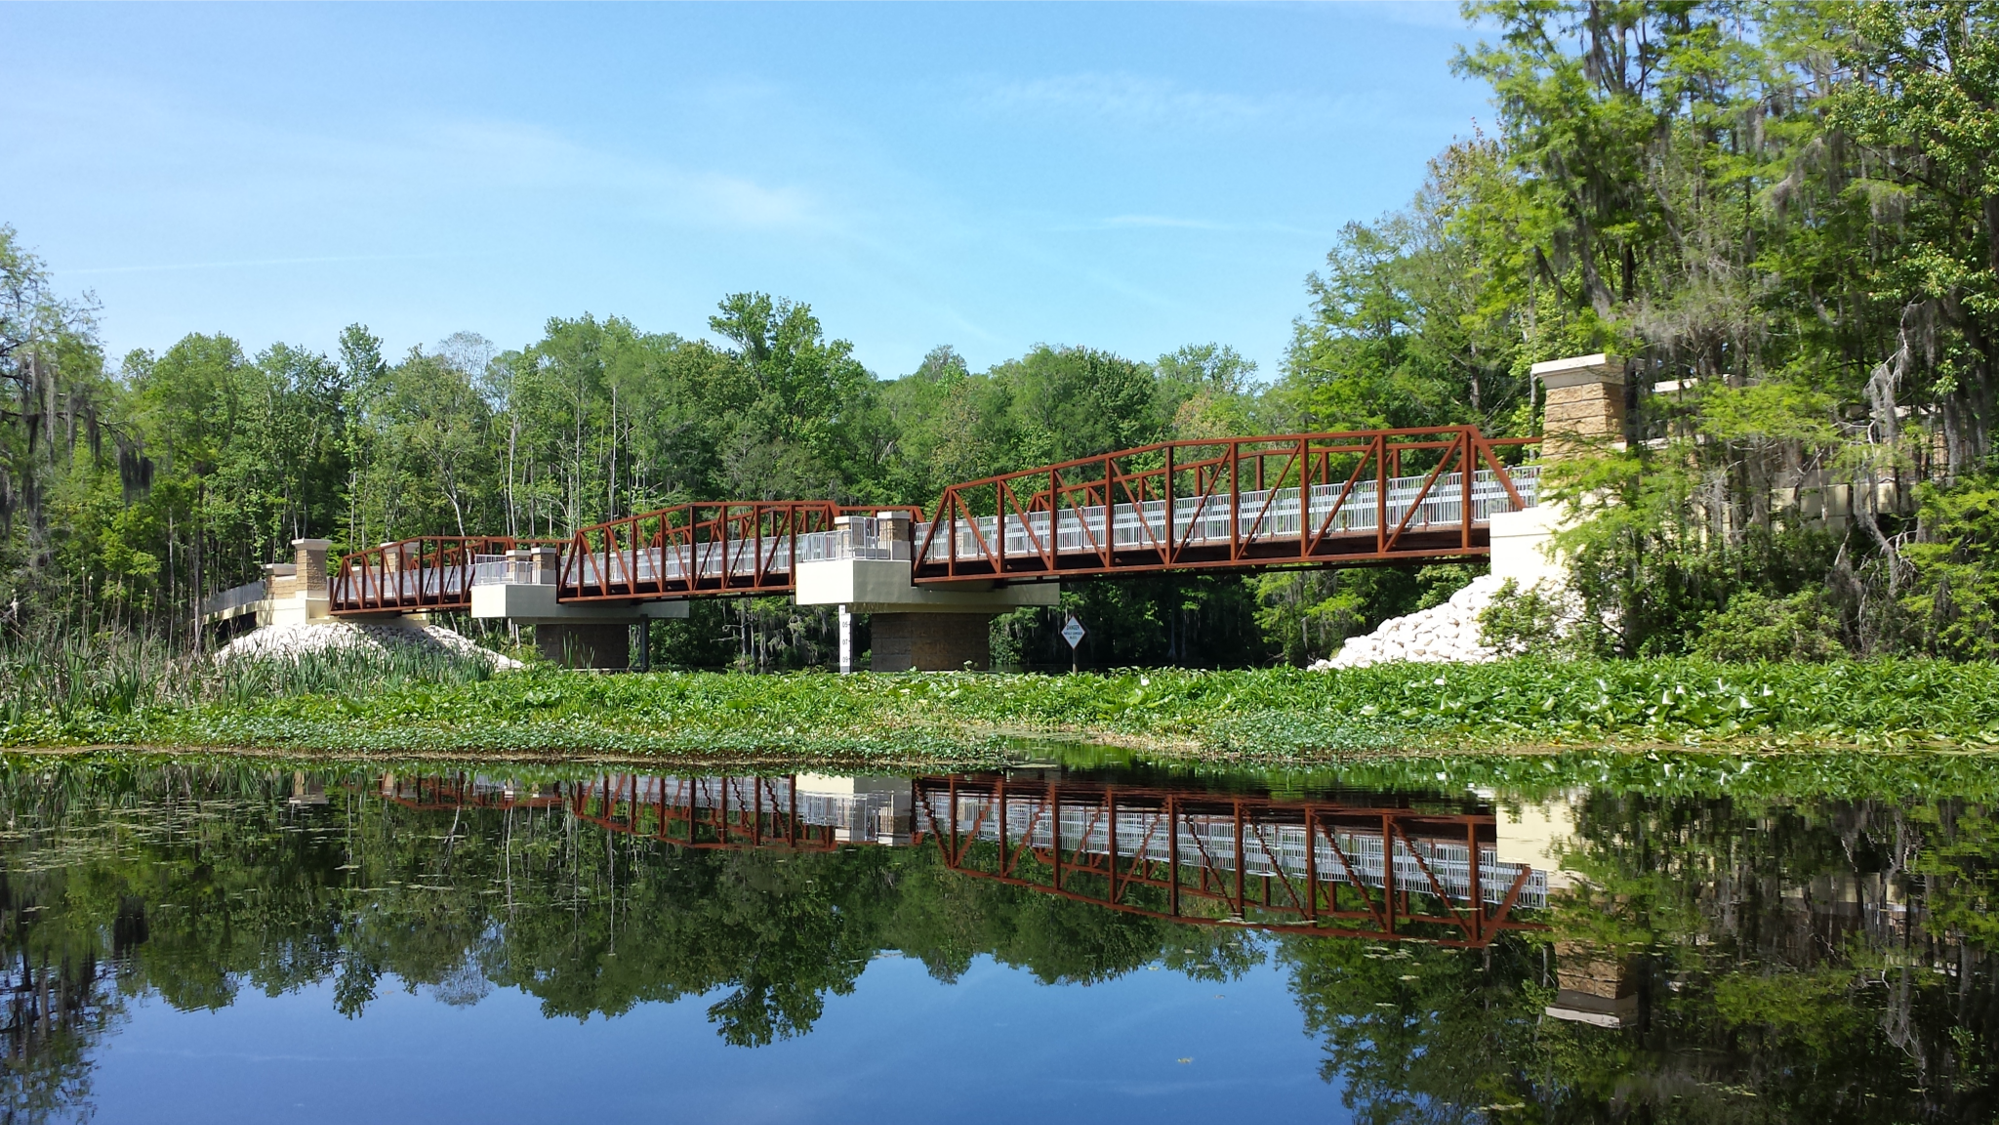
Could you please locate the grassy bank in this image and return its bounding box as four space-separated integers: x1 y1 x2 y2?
5 646 1999 764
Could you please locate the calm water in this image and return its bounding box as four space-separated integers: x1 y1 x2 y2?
2 753 1995 1123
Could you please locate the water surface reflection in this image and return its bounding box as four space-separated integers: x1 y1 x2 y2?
3 756 1996 1122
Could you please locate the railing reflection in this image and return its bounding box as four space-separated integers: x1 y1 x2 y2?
370 769 1550 948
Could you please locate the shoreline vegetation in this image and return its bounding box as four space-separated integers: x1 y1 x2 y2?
6 643 1998 766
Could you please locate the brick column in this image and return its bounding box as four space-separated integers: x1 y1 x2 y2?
1532 354 1627 460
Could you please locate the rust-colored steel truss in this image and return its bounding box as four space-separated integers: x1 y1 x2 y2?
376 772 564 812
331 536 534 615
561 502 919 602
912 775 1548 947
568 773 849 851
912 426 1539 583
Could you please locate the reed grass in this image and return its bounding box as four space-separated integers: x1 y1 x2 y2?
0 629 497 735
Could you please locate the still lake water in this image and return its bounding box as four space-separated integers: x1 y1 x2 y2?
3 752 1995 1123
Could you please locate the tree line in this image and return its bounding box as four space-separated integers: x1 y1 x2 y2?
3 0 1997 667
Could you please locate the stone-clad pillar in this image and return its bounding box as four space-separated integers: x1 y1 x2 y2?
293 538 332 596
870 613 993 672
1532 353 1627 460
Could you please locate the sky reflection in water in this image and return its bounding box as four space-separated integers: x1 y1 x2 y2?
2 753 1995 1123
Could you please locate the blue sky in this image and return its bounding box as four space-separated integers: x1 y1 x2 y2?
2 2 1492 383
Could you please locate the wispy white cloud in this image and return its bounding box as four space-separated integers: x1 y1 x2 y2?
977 72 1354 130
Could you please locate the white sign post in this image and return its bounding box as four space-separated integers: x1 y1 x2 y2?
838 605 854 674
1060 614 1086 674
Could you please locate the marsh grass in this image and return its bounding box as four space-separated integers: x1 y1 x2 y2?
4 630 1998 761
0 629 498 732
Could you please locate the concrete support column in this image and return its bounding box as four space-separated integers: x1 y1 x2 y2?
1532 353 1627 460
537 623 630 669
870 612 993 672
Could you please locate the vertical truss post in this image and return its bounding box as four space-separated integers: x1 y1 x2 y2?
997 778 1009 876
948 775 960 865
1233 801 1246 917
1228 440 1241 561
1167 795 1180 919
1304 808 1318 921
1106 790 1118 903
1381 814 1396 936
1461 426 1474 552
1050 780 1063 891
1466 819 1483 945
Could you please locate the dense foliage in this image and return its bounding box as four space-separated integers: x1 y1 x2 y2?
4 1 1998 671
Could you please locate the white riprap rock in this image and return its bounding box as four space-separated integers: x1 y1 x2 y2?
216 620 523 670
1308 574 1552 670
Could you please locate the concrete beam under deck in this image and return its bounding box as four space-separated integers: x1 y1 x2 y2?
469 583 689 624
795 558 1058 615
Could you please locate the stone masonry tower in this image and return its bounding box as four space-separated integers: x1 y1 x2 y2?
1530 353 1627 461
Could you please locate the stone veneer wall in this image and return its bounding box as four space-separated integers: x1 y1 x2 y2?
870 613 992 672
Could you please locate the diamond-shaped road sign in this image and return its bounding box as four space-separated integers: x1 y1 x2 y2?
1060 615 1086 650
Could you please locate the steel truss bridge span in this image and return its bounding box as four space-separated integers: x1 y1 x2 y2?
331 536 560 615
913 426 1539 582
327 426 1540 615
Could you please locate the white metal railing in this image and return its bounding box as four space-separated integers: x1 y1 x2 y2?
796 516 912 564
341 566 475 602
569 536 800 589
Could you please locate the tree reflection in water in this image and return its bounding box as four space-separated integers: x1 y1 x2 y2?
0 758 1996 1122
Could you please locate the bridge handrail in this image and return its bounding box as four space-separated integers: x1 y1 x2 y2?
200 578 269 618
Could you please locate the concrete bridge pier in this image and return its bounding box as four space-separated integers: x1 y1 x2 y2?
471 545 687 670
867 612 999 673
797 511 1059 672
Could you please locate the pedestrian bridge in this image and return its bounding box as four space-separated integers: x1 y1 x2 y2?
326 426 1541 618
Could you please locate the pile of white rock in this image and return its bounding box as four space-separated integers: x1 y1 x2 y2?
1310 574 1521 670
216 620 522 669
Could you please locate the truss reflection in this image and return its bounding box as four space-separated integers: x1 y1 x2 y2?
369 769 1549 947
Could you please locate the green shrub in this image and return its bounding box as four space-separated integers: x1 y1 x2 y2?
1477 579 1584 656
1693 591 1846 662
1903 474 1999 660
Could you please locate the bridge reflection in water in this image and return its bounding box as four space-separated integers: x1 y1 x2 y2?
375 770 1549 948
